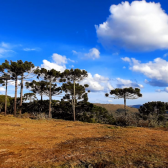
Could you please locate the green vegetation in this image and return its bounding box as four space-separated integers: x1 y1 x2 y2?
0 59 167 128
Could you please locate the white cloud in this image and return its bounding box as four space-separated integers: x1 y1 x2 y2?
52 53 67 65
116 78 143 88
0 87 5 92
84 48 100 59
108 99 113 103
80 73 104 92
8 80 21 86
1 42 10 48
95 1 168 51
23 48 37 51
80 73 114 92
0 48 14 57
124 57 168 87
41 60 66 72
73 48 100 60
94 74 109 82
131 57 168 82
123 66 126 69
156 89 162 92
106 82 114 90
121 57 131 62
156 87 168 93
72 50 78 55
41 53 74 72
163 53 168 57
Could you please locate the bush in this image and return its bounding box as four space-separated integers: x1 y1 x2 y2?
148 119 158 127
115 116 127 126
21 112 30 118
32 112 49 120
126 113 139 126
138 120 149 127
164 122 168 128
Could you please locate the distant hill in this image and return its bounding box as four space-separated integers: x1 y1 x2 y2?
128 104 142 109
94 103 139 118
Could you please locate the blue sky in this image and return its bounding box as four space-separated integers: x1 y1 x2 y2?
1 0 168 105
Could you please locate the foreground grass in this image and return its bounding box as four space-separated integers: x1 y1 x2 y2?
0 115 168 168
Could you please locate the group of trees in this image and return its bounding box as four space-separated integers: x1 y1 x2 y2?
2 59 166 127
0 60 89 121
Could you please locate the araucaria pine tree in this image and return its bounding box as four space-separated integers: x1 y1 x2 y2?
34 68 64 118
0 61 11 116
62 69 88 121
105 87 142 116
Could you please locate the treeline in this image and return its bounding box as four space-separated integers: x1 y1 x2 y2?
0 60 89 120
0 60 167 128
0 60 115 124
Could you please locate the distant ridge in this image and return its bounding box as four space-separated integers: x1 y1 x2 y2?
128 104 142 109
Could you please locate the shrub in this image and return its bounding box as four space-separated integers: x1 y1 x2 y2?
115 116 127 126
126 113 139 126
164 122 168 128
21 112 30 118
138 120 149 127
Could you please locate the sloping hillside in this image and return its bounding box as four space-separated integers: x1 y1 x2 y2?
0 115 168 168
94 103 139 116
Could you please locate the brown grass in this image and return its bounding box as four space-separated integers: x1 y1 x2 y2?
94 103 139 113
0 114 168 168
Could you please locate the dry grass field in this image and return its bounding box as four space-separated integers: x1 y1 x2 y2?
0 114 168 168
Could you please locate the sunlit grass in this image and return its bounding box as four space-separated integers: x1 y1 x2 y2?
0 114 168 167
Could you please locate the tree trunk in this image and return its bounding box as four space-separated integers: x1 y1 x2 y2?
49 78 52 118
124 93 126 116
73 80 76 121
19 74 23 115
5 79 7 116
14 76 17 116
41 93 43 102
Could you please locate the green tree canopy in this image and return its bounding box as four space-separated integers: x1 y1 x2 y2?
105 87 142 116
34 68 64 118
62 68 88 121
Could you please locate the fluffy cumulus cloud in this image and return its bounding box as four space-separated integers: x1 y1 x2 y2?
156 87 168 93
123 57 168 86
41 60 66 72
52 53 67 65
41 53 74 72
73 48 100 60
80 73 114 92
95 1 168 51
116 78 143 88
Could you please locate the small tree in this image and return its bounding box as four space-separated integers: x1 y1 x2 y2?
1 60 26 116
105 87 142 116
0 61 12 116
25 80 49 103
18 61 34 115
62 82 90 120
139 101 166 119
0 95 10 113
23 93 37 102
62 69 88 121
